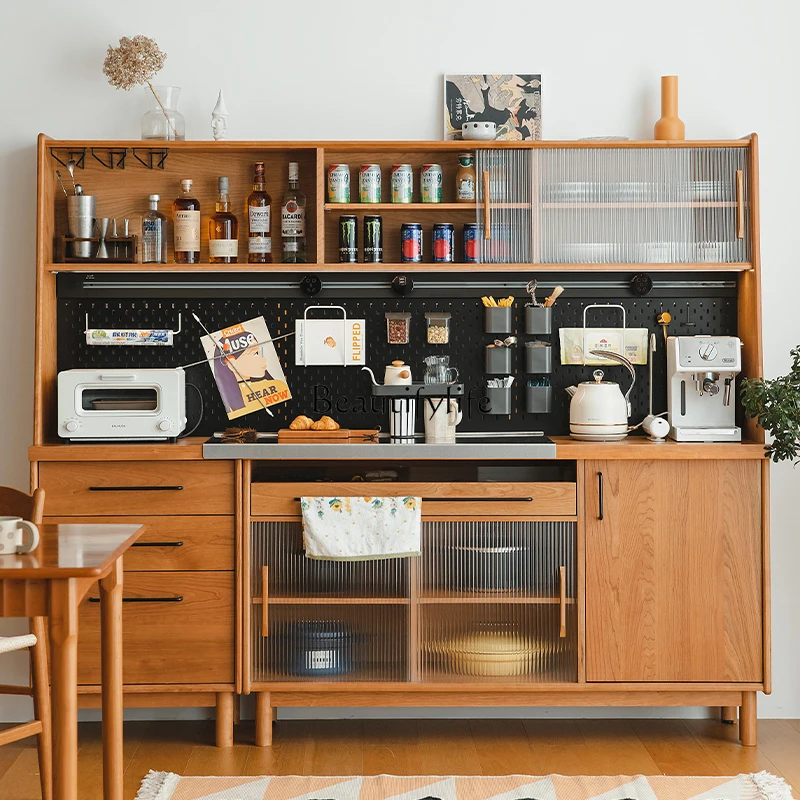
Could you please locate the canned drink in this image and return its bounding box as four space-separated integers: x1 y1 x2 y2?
400 223 423 263
420 164 443 203
363 215 383 263
391 164 413 203
432 223 454 263
359 165 381 203
327 164 350 203
463 222 479 263
338 215 358 263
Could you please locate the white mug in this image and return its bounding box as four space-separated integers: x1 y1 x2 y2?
0 517 40 554
423 398 462 443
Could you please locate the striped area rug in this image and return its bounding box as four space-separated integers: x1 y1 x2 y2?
134 771 795 800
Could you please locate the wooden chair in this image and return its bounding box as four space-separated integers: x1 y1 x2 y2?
0 487 51 800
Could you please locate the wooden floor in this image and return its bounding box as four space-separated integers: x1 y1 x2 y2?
1 718 799 799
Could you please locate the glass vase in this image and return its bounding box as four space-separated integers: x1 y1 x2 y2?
141 85 185 141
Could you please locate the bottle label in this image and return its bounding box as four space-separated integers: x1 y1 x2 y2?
249 206 271 234
174 210 200 251
281 201 305 236
209 239 239 257
457 178 476 201
249 236 272 254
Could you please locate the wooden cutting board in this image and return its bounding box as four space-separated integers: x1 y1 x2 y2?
277 428 379 442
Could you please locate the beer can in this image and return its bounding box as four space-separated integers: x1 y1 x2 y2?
432 222 454 263
400 222 423 263
363 215 383 263
391 164 413 204
327 164 350 203
463 222 479 263
359 165 381 203
338 215 358 263
420 164 443 203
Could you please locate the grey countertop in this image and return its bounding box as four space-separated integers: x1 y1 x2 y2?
202 439 557 460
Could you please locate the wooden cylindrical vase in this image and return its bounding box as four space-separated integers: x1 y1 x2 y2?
654 76 685 140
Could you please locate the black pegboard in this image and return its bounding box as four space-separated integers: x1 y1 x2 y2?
56 279 738 437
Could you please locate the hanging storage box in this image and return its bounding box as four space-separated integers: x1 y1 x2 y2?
559 304 648 366
295 305 366 366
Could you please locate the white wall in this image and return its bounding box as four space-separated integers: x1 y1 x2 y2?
1 0 798 721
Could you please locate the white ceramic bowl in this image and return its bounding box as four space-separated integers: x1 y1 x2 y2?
462 121 497 141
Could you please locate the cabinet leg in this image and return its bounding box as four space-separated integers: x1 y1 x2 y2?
721 705 737 724
740 692 757 746
255 692 273 747
215 693 234 748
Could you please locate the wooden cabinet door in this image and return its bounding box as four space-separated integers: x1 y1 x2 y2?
585 460 763 683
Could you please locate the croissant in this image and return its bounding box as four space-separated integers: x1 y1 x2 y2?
311 415 340 431
289 415 314 431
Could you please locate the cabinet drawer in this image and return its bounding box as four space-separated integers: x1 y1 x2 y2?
251 482 576 518
77 571 234 685
43 516 234 571
39 461 234 516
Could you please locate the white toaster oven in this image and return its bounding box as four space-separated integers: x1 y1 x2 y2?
57 368 187 441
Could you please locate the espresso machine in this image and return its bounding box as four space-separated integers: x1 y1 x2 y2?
667 336 742 442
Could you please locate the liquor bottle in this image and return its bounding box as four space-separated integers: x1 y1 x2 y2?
247 162 272 263
208 177 239 264
173 179 200 263
142 194 167 264
281 162 306 263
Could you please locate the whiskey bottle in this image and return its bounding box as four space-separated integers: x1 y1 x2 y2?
173 179 200 263
142 194 167 264
247 162 272 263
281 161 306 263
208 177 239 264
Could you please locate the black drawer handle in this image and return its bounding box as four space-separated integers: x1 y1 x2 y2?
598 472 604 521
292 496 533 503
131 541 184 548
89 485 184 492
88 596 184 603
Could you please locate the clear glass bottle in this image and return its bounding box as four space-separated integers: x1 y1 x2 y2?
141 194 167 264
247 162 272 263
208 177 239 264
173 179 200 263
282 161 307 263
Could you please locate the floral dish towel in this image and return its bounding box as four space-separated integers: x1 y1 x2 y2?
301 496 421 561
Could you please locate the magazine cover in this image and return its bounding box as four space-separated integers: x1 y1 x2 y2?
201 316 291 419
444 74 542 141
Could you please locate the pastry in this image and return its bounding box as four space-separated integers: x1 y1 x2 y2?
289 415 314 431
311 415 340 431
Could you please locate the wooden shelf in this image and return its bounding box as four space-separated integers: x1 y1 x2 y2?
45 261 754 274
418 594 576 605
252 596 409 605
324 203 476 212
541 201 739 209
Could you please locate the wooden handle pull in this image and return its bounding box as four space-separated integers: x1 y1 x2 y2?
261 565 269 637
735 170 745 239
483 171 491 240
559 565 567 638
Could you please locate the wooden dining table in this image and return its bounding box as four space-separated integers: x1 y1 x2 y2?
0 523 143 800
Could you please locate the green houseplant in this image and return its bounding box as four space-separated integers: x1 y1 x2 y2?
741 346 800 463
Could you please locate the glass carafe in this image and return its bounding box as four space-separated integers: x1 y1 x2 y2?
423 355 459 385
141 86 185 141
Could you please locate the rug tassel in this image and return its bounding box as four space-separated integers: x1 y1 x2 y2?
134 770 180 800
751 771 796 800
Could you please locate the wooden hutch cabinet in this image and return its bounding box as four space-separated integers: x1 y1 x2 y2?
30 135 767 747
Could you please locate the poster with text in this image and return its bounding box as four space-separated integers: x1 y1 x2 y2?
201 316 291 419
444 74 542 140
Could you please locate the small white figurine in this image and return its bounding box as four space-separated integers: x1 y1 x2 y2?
211 90 228 140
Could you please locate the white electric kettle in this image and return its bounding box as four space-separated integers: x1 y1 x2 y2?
564 350 636 441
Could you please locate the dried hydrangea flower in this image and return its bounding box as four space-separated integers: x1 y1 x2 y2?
103 35 166 92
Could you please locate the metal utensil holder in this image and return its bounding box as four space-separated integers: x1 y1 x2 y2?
485 307 513 334
524 342 552 373
525 385 553 414
485 346 512 374
484 386 512 415
525 306 552 335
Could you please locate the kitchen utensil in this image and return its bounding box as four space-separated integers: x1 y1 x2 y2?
66 158 77 193
524 341 552 373
525 279 541 307
544 286 564 307
657 309 672 345
281 620 355 677
638 333 669 441
74 184 83 196
192 312 274 418
525 306 552 335
277 428 379 442
0 517 40 554
423 355 458 384
492 337 517 348
434 624 540 677
446 543 528 591
564 349 636 440
484 306 512 334
423 396 461 443
362 360 413 387
667 336 742 442
55 170 69 198
388 397 416 441
95 217 110 259
66 195 96 258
